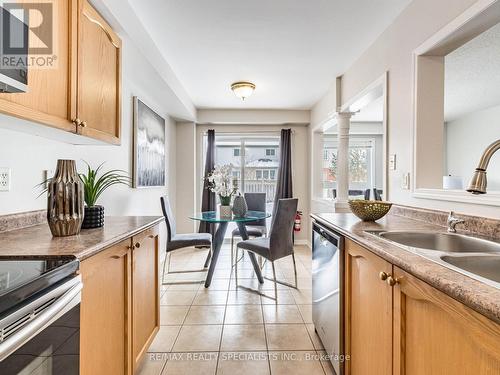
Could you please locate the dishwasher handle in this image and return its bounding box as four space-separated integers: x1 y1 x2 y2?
313 222 342 247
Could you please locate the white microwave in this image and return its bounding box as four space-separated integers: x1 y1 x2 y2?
0 6 28 93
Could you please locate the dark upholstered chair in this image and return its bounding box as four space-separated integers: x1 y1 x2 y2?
230 192 267 266
160 196 212 285
235 198 298 302
373 189 383 201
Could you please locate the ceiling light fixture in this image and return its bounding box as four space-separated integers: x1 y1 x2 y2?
231 81 256 100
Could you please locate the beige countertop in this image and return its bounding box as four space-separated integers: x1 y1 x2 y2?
0 216 164 260
311 212 500 324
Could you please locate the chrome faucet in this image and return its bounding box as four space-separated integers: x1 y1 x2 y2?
447 211 464 233
467 139 500 194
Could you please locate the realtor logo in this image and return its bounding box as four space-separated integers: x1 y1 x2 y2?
1 2 57 69
2 2 53 54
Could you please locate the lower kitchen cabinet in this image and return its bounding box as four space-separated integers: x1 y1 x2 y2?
131 227 160 372
80 239 132 375
345 240 392 375
393 266 500 375
80 225 160 375
344 239 500 375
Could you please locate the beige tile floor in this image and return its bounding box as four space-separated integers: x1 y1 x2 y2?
136 244 335 375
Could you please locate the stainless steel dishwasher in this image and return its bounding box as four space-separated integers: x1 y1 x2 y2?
312 221 344 375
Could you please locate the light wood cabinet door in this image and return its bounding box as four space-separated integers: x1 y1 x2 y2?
132 226 160 371
80 239 132 375
76 0 121 144
392 266 500 375
0 0 78 132
344 239 393 375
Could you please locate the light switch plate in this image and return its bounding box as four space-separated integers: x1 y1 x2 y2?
402 172 410 190
389 154 397 170
0 168 11 191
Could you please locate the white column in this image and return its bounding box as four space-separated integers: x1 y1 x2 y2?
334 112 354 212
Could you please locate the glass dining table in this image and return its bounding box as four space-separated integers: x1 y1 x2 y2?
190 210 271 288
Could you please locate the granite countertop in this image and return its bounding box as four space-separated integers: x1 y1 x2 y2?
311 212 500 324
0 216 164 260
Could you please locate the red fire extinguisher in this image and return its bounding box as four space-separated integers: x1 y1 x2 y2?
294 211 302 232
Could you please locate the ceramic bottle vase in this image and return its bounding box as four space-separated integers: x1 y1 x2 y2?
232 194 248 217
47 160 85 237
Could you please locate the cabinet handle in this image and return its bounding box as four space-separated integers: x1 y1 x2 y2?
387 276 399 286
80 121 87 128
127 245 135 250
111 251 127 259
72 118 81 126
149 235 155 239
379 271 389 281
135 242 141 248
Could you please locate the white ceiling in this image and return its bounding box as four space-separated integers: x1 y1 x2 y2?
129 0 410 110
445 22 500 122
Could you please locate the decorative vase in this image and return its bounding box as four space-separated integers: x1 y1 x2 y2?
219 205 232 218
232 194 247 217
219 195 232 218
82 205 105 229
47 159 84 237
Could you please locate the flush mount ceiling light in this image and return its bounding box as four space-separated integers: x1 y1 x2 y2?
231 81 256 100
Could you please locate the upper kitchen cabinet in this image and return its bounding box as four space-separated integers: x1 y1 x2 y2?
0 0 78 133
0 0 121 144
76 0 121 144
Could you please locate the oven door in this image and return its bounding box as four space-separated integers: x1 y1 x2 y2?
0 276 82 374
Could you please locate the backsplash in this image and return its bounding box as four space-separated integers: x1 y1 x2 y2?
0 210 46 232
391 205 500 240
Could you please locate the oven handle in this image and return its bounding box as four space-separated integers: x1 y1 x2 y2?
0 276 82 362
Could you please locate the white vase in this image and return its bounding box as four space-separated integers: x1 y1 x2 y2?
219 205 232 218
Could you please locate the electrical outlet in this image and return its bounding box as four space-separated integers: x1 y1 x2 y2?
402 172 411 190
389 154 397 170
0 168 11 191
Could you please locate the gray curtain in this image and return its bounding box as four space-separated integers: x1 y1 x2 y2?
273 129 293 217
199 129 216 236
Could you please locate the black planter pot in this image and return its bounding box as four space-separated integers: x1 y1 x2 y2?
82 205 104 229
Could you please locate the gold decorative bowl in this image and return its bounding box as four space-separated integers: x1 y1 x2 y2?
348 200 392 222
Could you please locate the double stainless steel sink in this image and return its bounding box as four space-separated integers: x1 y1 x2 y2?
371 231 500 287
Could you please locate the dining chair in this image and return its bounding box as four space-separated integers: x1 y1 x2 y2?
373 189 383 201
234 198 299 302
230 192 267 267
160 196 212 285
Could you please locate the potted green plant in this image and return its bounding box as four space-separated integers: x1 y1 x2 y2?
79 162 130 229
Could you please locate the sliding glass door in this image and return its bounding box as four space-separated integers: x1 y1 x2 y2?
203 133 280 236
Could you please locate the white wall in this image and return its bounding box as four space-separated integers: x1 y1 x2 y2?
0 32 179 249
175 121 197 233
312 0 500 218
197 109 310 125
445 104 500 190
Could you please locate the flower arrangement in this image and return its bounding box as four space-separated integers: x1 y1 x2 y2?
206 164 238 206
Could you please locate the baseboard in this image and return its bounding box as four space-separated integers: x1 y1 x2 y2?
295 239 311 248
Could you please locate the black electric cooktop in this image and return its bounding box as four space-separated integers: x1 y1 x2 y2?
0 257 79 316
